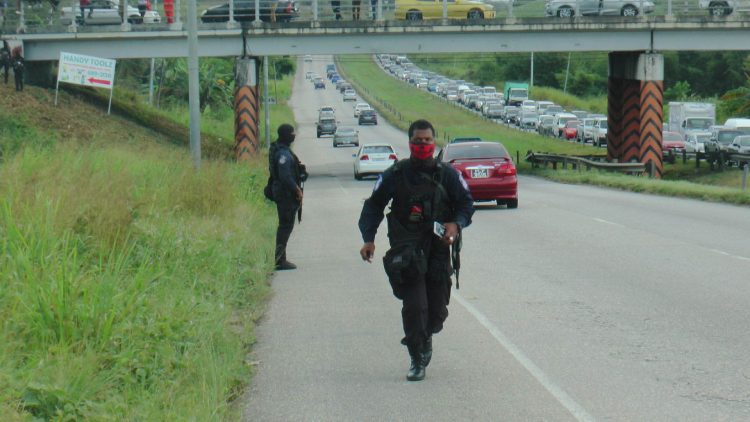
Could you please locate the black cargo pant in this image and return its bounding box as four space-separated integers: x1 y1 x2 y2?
14 68 22 91
275 198 299 264
390 240 452 348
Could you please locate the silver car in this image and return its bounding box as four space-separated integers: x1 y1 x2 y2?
333 127 359 147
545 0 654 17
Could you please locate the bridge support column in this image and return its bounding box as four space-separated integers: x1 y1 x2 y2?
234 57 261 161
607 52 664 178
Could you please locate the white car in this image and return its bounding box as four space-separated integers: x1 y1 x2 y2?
353 102 372 117
353 143 398 180
685 131 711 153
61 0 161 25
343 89 357 102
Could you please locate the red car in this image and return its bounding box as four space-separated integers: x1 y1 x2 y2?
662 131 686 154
562 120 579 140
438 141 518 209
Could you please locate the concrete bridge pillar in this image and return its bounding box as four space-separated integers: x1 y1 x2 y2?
234 57 261 161
607 52 664 178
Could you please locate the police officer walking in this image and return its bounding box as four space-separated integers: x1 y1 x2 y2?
358 119 474 381
269 123 307 271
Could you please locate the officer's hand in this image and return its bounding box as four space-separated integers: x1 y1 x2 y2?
442 222 459 246
360 242 375 263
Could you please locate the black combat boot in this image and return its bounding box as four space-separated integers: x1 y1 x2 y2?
406 344 425 381
421 335 432 368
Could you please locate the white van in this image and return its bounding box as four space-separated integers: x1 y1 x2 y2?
723 118 750 129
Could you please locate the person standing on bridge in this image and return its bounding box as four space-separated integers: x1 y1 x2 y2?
352 0 361 20
358 119 474 381
331 0 342 20
269 123 307 271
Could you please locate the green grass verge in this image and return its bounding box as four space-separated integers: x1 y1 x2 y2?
336 55 750 205
0 72 294 419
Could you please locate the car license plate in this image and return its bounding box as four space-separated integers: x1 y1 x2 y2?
471 168 489 178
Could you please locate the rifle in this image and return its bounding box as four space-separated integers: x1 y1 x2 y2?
297 163 308 223
451 228 462 289
297 180 304 222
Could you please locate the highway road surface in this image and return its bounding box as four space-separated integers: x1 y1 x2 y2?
242 56 750 422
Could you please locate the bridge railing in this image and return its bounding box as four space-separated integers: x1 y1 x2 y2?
1 0 748 35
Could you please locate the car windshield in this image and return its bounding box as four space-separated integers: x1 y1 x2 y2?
718 130 746 144
738 138 750 147
321 119 335 125
445 143 509 161
363 146 394 154
663 132 682 142
559 117 576 124
361 110 375 116
598 120 608 129
686 118 713 129
566 121 579 128
694 134 711 142
337 128 356 135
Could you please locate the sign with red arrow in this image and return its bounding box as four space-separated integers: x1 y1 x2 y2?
57 52 116 90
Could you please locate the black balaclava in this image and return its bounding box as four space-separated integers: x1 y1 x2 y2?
278 124 296 145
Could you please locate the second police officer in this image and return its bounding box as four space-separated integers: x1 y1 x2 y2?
269 123 307 271
358 119 474 381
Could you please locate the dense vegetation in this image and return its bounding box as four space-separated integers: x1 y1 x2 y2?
0 56 295 419
411 51 750 121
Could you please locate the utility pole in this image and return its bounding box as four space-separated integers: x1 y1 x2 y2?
149 58 155 105
530 52 534 88
187 0 201 169
563 52 571 94
264 56 271 148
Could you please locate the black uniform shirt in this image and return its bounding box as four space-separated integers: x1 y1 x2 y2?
358 160 474 243
272 143 299 195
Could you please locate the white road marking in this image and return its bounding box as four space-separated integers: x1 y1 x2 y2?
709 249 750 261
593 217 623 227
454 293 596 422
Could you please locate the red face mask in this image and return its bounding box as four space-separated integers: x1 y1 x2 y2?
409 142 435 160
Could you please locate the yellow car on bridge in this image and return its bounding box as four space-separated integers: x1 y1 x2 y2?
395 0 496 21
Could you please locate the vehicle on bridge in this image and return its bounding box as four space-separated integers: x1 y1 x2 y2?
200 0 298 23
699 0 750 17
545 0 654 17
437 141 518 209
61 0 161 25
395 0 496 20
727 135 750 155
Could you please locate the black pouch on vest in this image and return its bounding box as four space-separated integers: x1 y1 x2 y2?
383 242 427 285
263 176 275 201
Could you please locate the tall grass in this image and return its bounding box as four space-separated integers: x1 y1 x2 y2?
0 142 276 420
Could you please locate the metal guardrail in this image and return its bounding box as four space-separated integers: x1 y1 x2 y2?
526 152 646 174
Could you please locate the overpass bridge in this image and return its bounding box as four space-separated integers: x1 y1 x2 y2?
2 1 748 176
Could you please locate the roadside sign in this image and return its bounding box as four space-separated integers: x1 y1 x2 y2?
57 52 116 89
55 52 117 113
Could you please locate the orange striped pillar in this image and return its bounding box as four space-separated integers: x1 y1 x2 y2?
639 80 664 178
234 58 260 161
620 80 643 163
607 52 664 177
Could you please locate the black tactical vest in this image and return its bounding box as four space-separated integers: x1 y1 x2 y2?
389 159 451 237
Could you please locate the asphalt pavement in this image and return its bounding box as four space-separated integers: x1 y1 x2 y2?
242 56 750 422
